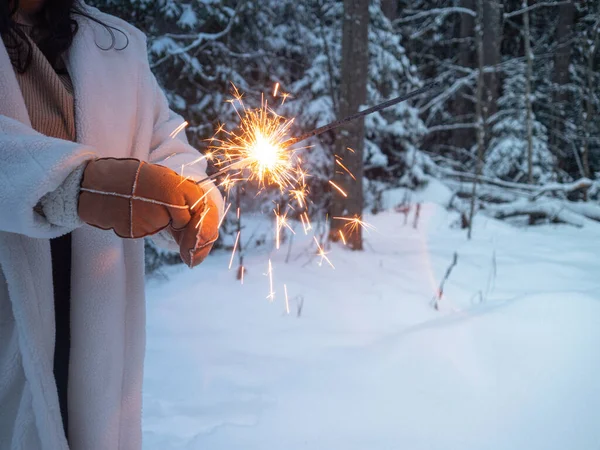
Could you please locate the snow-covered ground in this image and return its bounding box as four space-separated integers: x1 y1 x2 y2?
143 196 600 450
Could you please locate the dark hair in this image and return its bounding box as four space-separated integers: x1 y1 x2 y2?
1 0 128 73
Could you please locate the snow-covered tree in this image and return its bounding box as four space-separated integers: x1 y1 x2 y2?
486 64 554 183
365 0 426 184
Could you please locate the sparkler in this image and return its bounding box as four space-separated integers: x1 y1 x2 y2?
199 85 301 191
191 80 440 300
194 80 440 188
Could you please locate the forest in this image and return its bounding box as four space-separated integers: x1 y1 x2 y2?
77 2 600 447
89 0 599 269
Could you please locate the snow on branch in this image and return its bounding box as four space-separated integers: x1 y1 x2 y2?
437 166 600 227
442 170 597 199
531 178 594 200
427 123 477 134
420 73 476 114
504 1 572 19
485 198 600 228
441 169 538 193
152 0 247 67
395 7 476 25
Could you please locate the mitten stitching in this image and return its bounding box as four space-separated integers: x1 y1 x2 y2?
130 161 144 238
79 188 190 209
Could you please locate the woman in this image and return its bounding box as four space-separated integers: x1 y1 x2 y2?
0 1 223 449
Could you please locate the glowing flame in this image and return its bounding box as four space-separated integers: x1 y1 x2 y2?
249 131 288 179
207 84 302 191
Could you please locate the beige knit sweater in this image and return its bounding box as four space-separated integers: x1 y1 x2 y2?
13 23 76 142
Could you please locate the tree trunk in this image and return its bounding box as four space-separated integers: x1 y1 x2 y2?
381 0 397 22
329 0 369 250
552 2 575 101
551 1 575 164
467 0 485 240
482 0 502 130
523 1 534 184
451 0 476 152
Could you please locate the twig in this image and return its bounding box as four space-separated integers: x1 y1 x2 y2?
413 203 421 229
296 296 304 318
432 252 458 311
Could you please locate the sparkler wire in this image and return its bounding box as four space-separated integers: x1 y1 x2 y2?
284 81 441 146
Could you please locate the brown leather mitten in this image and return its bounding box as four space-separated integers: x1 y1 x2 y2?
170 196 220 268
78 158 205 239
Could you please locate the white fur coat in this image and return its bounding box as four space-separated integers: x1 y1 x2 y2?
0 6 220 450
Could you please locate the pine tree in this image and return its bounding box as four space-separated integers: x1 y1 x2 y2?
486 63 554 183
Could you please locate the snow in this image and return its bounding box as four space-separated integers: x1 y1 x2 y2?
143 203 600 450
177 4 198 29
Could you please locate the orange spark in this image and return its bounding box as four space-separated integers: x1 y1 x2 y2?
169 121 188 139
329 180 348 198
195 207 211 229
284 284 290 315
275 213 281 250
335 159 356 181
219 174 238 192
300 212 310 235
229 231 240 270
273 82 280 97
313 237 335 269
177 175 192 187
275 209 296 249
290 186 308 208
191 185 215 210
217 202 232 229
333 215 375 235
267 259 275 301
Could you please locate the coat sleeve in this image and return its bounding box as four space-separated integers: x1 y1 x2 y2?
0 114 96 238
146 72 225 219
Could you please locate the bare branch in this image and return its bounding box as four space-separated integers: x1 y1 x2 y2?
152 0 247 67
504 1 571 19
427 123 477 133
531 178 594 200
432 252 458 311
395 7 476 25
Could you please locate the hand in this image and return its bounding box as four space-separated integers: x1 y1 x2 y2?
170 195 220 268
78 158 204 238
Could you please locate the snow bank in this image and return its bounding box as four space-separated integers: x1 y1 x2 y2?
143 208 600 449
